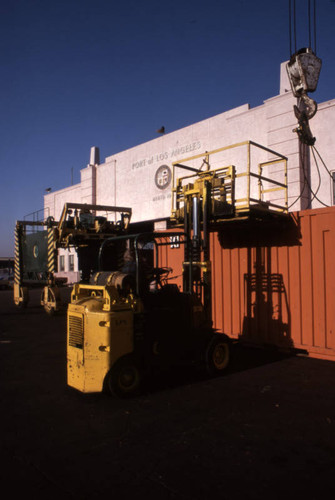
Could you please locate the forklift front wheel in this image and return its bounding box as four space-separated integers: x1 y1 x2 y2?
205 335 230 376
106 356 141 398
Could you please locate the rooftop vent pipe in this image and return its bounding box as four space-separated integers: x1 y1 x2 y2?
90 146 100 166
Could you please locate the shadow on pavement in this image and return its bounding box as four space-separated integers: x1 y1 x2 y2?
140 343 293 396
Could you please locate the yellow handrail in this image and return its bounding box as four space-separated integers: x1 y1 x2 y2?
171 140 288 218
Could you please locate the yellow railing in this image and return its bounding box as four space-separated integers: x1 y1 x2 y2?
171 140 288 218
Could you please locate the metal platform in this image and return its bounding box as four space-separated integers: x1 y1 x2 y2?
171 140 288 226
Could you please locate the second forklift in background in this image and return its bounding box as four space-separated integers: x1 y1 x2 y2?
14 203 132 314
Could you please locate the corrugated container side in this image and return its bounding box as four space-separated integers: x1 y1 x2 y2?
160 207 335 361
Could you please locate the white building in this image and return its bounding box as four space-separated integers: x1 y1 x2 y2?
44 62 335 282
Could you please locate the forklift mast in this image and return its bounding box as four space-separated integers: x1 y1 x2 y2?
172 163 235 325
170 141 288 324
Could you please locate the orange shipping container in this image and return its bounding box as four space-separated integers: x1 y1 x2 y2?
161 207 335 361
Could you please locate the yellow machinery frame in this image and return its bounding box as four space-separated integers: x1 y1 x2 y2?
171 140 288 220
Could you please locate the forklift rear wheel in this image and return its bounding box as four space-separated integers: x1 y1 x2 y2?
107 356 141 398
205 335 230 375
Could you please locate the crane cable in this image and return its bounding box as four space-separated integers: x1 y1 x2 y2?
289 0 296 55
287 1 334 209
289 0 317 55
288 144 333 209
309 146 323 204
300 144 329 208
312 145 334 180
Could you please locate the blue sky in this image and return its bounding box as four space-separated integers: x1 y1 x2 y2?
1 0 334 256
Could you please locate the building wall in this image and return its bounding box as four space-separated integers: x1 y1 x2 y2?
44 62 335 223
308 99 335 207
55 247 80 284
44 166 97 280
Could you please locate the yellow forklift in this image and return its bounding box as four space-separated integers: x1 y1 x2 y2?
67 141 289 397
67 232 229 396
66 162 236 397
67 230 231 396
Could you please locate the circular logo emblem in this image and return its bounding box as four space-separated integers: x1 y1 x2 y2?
33 244 39 258
155 165 171 190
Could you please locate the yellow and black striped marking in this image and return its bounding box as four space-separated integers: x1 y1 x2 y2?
47 227 56 274
14 224 22 286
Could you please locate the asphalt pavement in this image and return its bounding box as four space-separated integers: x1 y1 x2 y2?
0 287 334 499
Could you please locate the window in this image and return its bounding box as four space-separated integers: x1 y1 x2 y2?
69 254 74 272
59 255 65 272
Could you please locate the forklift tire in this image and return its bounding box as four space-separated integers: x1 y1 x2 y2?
106 356 141 398
15 300 27 309
14 286 29 308
205 334 230 376
44 304 55 316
